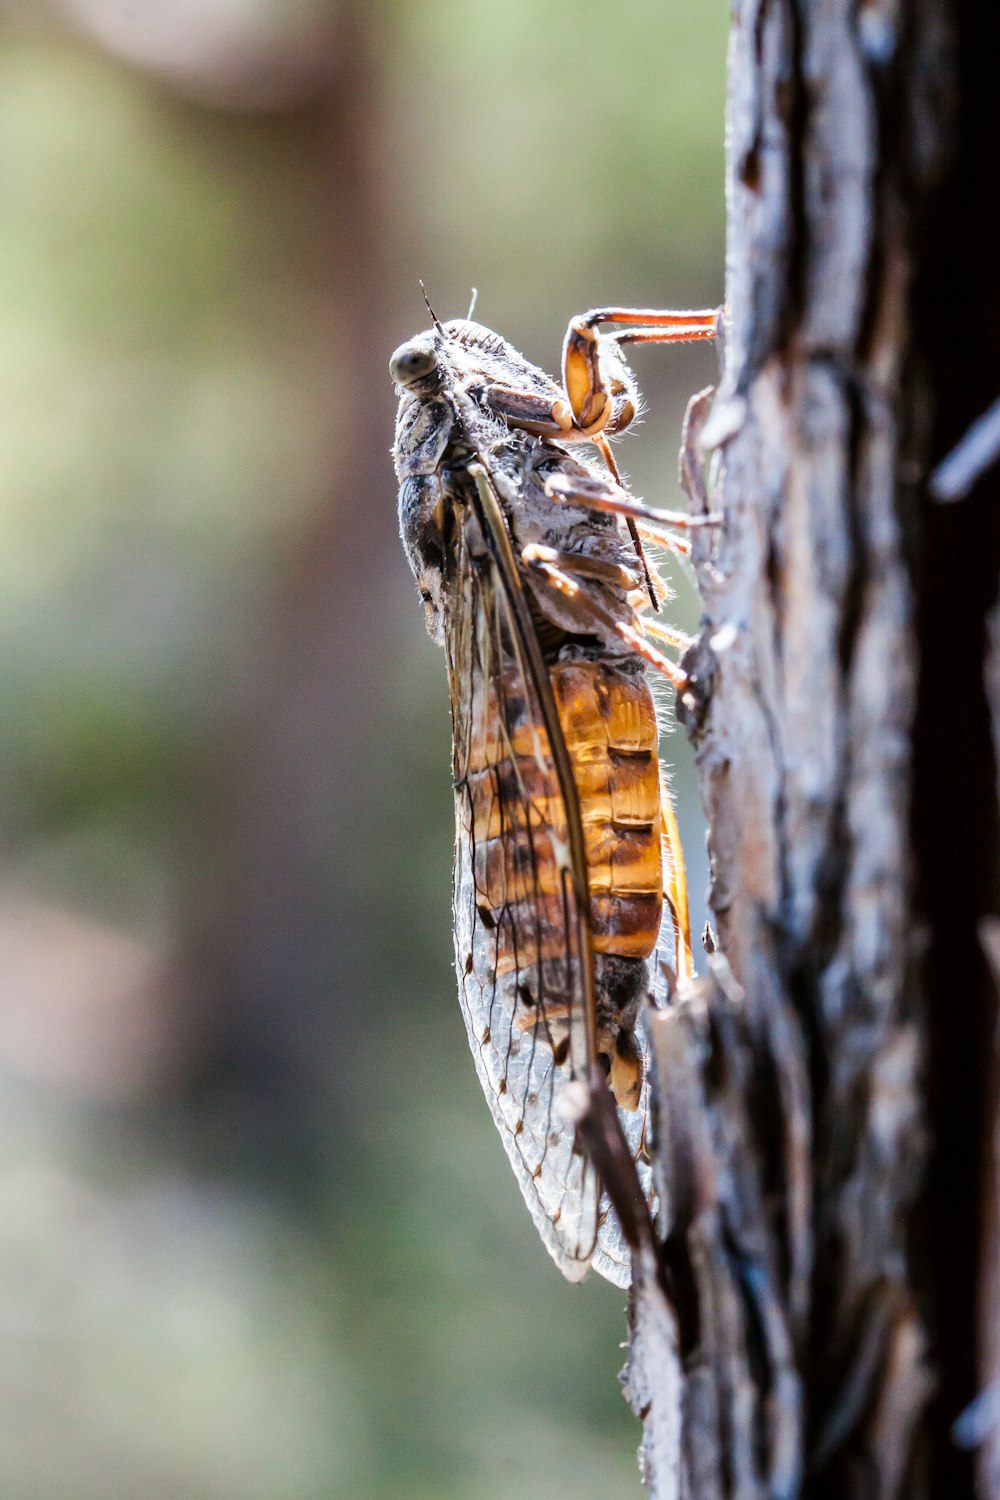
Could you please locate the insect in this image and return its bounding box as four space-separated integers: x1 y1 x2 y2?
391 303 719 1286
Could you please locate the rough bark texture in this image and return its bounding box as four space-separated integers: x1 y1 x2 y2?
625 2 1000 1496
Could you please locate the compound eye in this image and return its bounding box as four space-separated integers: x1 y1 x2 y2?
389 339 438 386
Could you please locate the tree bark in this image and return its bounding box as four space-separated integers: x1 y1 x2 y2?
625 3 1000 1497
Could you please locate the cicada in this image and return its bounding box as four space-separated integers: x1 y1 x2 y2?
391 304 719 1286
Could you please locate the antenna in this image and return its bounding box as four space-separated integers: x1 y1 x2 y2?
418 279 445 335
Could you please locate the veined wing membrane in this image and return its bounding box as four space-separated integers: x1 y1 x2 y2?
446 462 609 1280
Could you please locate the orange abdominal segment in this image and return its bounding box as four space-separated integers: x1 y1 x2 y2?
465 659 663 975
554 662 663 959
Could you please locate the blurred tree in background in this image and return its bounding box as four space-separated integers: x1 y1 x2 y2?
0 2 724 1495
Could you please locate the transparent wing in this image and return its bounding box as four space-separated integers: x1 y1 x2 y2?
444 469 646 1286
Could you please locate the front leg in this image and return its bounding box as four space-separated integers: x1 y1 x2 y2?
561 306 721 608
562 307 722 437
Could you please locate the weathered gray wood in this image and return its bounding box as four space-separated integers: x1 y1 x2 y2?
623 1 1000 1494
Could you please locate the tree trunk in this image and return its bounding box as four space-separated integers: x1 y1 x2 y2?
624 2 1000 1496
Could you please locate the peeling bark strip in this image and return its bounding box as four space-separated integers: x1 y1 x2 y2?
626 1 1000 1496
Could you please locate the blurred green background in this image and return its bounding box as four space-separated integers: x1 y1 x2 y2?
0 2 725 1495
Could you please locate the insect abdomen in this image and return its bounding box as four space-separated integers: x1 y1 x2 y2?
554 661 663 959
465 658 663 975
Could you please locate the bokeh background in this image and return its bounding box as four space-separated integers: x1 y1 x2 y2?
0 2 725 1495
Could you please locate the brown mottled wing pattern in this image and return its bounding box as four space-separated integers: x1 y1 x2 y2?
445 466 645 1286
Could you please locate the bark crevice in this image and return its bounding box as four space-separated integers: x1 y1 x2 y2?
622 1 999 1493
